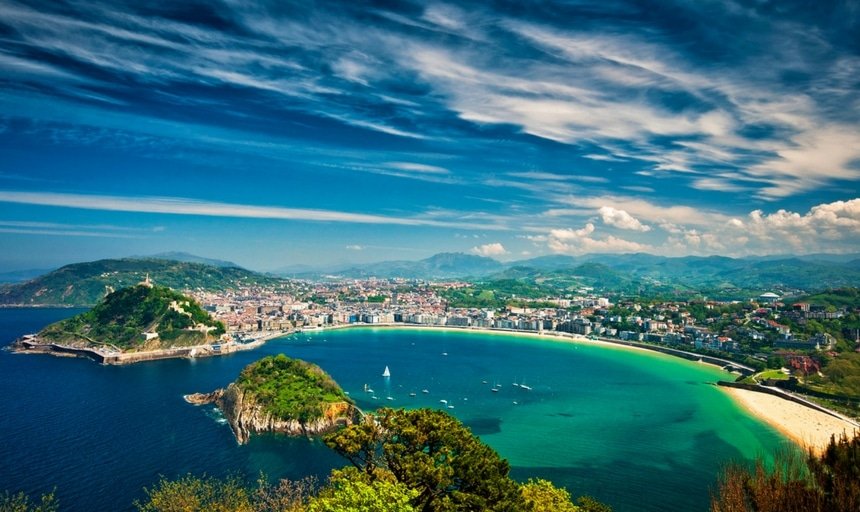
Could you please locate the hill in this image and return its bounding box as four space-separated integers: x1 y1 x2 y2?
0 258 283 306
35 284 225 351
144 251 241 268
186 354 357 444
305 252 504 279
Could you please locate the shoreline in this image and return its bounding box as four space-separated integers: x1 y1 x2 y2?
13 320 856 452
721 386 858 454
10 330 290 365
302 323 858 452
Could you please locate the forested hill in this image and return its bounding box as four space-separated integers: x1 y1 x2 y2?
0 258 283 306
37 284 225 350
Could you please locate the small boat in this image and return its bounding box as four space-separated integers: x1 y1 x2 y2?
482 380 488 384
366 388 374 394
409 392 416 397
371 396 378 400
439 399 448 404
513 401 518 405
491 388 499 393
386 396 394 401
520 384 532 391
422 389 430 394
512 382 520 387
441 352 448 356
447 405 455 409
382 366 391 377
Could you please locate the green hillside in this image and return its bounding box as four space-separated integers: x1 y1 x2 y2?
0 258 284 306
235 355 352 422
38 284 225 351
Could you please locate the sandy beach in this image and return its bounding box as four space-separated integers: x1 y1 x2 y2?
721 386 858 453
314 324 858 453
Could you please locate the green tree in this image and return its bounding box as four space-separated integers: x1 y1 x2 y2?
325 408 527 511
307 468 416 512
710 432 860 512
135 474 254 512
520 479 579 511
0 491 58 512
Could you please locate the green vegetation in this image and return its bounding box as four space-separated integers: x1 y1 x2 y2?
39 285 224 350
711 432 860 512
797 288 860 309
757 369 791 381
805 353 860 397
236 355 351 423
0 258 286 306
307 468 417 512
324 407 605 511
0 490 58 512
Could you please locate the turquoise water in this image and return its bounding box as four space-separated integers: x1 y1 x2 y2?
0 310 787 511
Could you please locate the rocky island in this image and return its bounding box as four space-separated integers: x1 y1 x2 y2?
12 278 230 364
186 354 359 444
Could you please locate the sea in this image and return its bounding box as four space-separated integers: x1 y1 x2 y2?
0 308 788 511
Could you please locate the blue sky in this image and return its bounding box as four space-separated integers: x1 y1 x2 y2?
0 0 859 271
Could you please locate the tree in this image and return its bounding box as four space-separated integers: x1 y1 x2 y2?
325 408 527 511
520 479 579 512
0 491 58 512
135 475 254 512
710 432 860 512
307 468 416 512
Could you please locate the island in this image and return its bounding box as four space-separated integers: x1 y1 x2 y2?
10 277 242 364
185 354 359 444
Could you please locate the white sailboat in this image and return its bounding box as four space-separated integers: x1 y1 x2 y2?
382 366 391 377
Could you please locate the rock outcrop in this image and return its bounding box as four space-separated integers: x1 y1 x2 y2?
186 383 358 444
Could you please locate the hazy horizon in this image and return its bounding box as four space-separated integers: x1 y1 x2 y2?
1 1 858 271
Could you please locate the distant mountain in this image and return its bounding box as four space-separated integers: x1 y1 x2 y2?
0 258 283 306
143 252 241 268
499 254 860 293
309 252 505 279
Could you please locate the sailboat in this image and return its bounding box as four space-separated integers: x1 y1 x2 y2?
382 366 391 377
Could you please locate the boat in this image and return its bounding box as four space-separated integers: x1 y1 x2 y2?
386 396 394 401
512 401 518 405
371 395 378 400
482 380 488 384
409 392 416 397
439 399 448 404
447 405 454 409
382 366 391 377
422 389 429 394
520 384 532 391
366 387 374 394
441 352 448 356
491 388 499 393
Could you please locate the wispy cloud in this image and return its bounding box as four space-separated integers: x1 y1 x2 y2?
0 190 508 231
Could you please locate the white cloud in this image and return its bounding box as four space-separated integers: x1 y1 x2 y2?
544 223 649 255
0 190 509 231
598 206 651 232
387 162 450 175
471 242 508 257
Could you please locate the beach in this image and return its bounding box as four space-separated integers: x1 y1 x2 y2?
721 386 858 453
311 323 859 453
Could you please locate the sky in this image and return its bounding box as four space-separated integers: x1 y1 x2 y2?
0 0 859 272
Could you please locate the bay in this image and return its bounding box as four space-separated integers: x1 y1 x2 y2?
0 309 786 511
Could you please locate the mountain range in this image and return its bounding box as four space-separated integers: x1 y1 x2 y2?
1 252 859 306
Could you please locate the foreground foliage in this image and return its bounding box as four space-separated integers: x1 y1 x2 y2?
0 491 58 512
711 432 860 512
6 409 609 511
236 354 352 422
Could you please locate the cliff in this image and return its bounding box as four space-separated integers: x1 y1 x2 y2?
185 355 358 444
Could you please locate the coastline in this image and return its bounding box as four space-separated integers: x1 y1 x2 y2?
305 323 858 452
10 330 291 365
721 386 858 454
13 320 857 452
